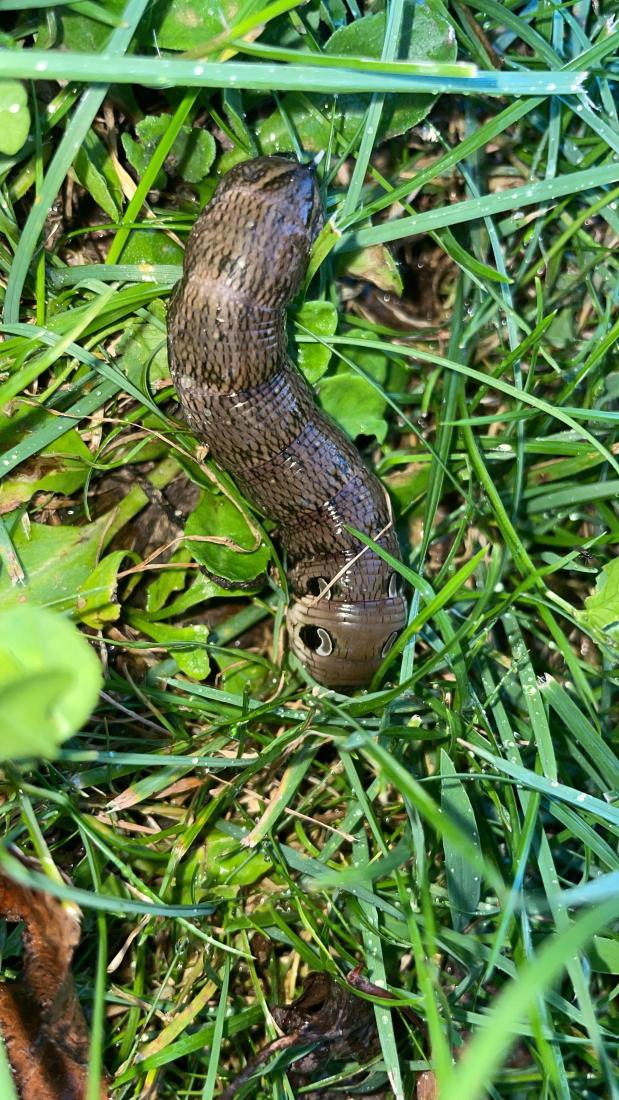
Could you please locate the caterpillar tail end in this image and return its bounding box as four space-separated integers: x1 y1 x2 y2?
286 595 408 690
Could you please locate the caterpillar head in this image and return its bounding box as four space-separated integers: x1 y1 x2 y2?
287 590 408 689
202 155 324 303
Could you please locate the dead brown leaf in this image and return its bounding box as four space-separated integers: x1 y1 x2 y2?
220 971 380 1100
0 857 108 1100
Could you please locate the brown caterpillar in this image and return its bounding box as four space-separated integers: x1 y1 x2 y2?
168 155 408 688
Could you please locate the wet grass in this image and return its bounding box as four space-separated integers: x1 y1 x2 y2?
0 2 618 1098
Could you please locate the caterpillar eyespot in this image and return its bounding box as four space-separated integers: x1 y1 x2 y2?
381 631 400 659
306 577 329 597
389 572 404 599
300 625 334 657
168 155 408 689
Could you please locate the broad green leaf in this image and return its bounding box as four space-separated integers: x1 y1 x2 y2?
122 114 215 187
589 936 619 974
76 549 137 629
129 612 210 679
258 2 457 153
184 487 271 583
145 572 243 620
121 133 161 191
59 0 126 52
174 128 216 183
295 300 338 384
213 650 275 699
318 372 387 442
119 230 185 268
146 547 190 613
174 832 269 898
440 750 482 931
143 0 264 51
0 514 110 613
0 420 91 513
117 306 171 387
341 334 392 386
73 127 121 220
546 307 575 349
578 558 619 643
0 606 102 761
0 81 30 156
385 463 430 511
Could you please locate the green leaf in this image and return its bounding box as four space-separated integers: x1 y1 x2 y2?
545 307 575 349
0 515 110 614
385 463 429 511
589 936 619 975
201 958 230 1100
221 87 256 152
145 572 241 620
295 300 338 384
0 80 30 156
174 126 216 184
122 130 166 189
59 0 126 53
143 0 263 51
258 2 457 153
184 487 271 583
578 559 619 643
318 372 387 442
343 334 390 385
0 415 91 513
73 127 121 220
465 741 619 831
326 2 455 140
173 832 269 902
0 606 102 761
146 547 190 614
117 307 171 386
211 648 272 697
129 613 210 680
122 114 216 187
440 750 482 931
76 549 137 629
348 160 619 251
119 229 185 267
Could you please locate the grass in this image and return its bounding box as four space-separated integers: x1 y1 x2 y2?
0 1 618 1098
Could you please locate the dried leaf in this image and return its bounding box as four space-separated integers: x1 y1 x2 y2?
272 971 379 1069
339 244 404 297
220 972 378 1099
0 857 108 1100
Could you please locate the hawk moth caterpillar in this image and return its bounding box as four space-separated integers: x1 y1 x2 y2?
168 155 408 688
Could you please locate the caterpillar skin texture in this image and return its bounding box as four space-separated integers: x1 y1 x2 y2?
168 156 408 688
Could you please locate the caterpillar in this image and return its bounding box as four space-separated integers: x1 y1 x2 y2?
168 155 408 688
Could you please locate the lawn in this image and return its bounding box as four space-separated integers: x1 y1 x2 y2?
0 1 618 1098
